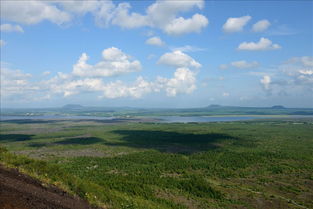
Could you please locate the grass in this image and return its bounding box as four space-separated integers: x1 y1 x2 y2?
1 119 313 208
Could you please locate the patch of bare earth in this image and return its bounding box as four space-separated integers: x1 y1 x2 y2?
0 165 102 209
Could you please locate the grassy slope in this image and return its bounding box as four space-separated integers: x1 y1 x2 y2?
1 119 313 208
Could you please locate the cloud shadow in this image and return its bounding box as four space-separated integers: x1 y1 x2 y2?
105 130 239 154
0 134 34 142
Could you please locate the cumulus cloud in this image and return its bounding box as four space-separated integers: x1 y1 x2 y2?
43 74 106 97
43 67 197 98
160 68 196 96
111 3 150 28
0 67 39 100
104 72 196 98
238 37 281 51
0 24 24 33
72 47 141 77
1 0 71 25
158 50 201 69
0 0 208 35
252 19 271 32
297 70 313 86
145 36 165 46
110 0 208 35
68 48 199 98
57 0 105 15
0 40 5 47
163 13 208 35
281 56 313 87
223 15 251 33
101 77 154 99
144 0 208 35
299 69 313 75
258 56 313 96
2 47 200 101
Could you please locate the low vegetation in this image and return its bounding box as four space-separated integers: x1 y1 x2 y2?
1 119 313 208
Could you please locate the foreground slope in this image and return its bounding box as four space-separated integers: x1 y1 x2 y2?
0 165 99 209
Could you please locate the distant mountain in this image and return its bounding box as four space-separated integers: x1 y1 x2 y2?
62 104 84 109
271 105 286 109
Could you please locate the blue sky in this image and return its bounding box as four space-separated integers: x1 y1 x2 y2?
1 0 312 108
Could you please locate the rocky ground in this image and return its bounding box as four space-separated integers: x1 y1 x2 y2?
0 165 100 209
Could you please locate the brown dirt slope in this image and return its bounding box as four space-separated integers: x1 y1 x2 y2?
0 164 100 209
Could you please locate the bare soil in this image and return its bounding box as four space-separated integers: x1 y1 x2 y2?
0 165 101 209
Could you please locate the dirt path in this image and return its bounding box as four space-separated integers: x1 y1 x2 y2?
0 165 100 209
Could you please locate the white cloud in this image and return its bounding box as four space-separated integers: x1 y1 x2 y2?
102 77 154 99
158 50 201 69
2 46 200 101
231 60 259 69
255 56 313 96
0 1 71 25
299 69 313 75
0 0 208 35
238 37 281 51
161 68 196 96
72 47 141 77
223 15 251 33
1 67 198 100
111 0 208 35
252 19 271 32
111 3 150 28
65 48 199 98
260 75 271 90
93 1 116 27
145 36 165 47
0 40 5 47
222 92 230 97
0 24 24 33
0 67 38 99
57 0 103 15
297 70 313 86
163 13 208 35
280 56 313 88
46 67 197 99
37 71 102 97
